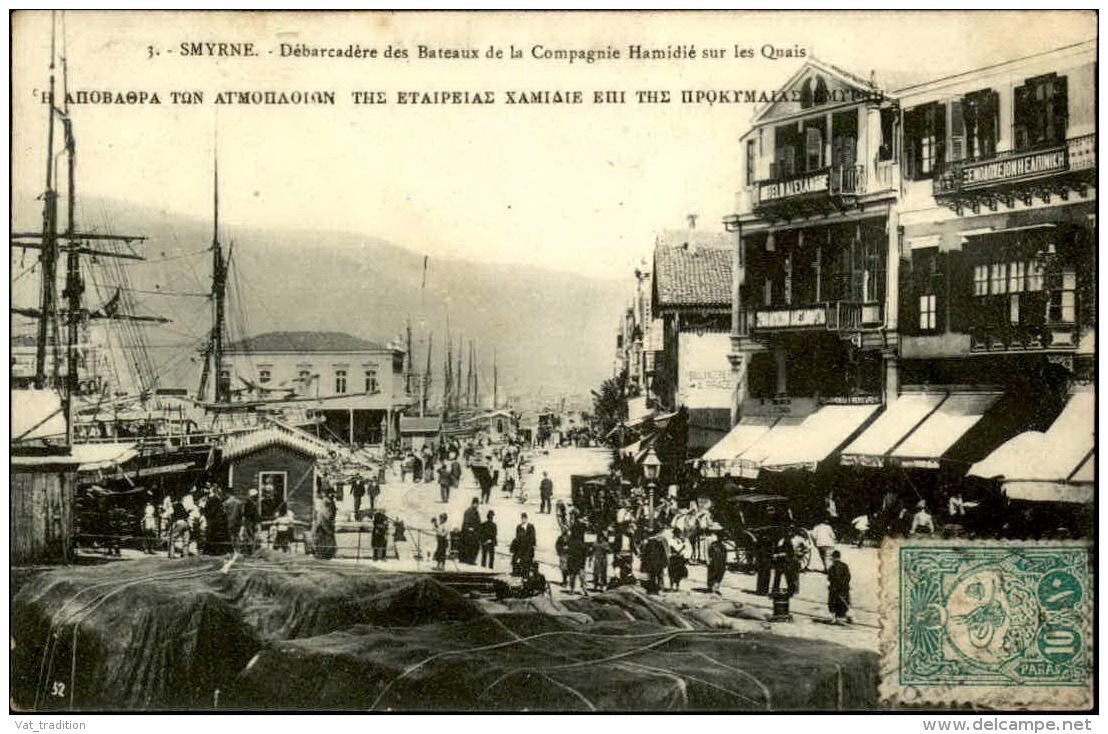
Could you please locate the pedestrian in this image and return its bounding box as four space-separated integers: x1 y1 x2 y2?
461 498 481 565
555 529 570 586
372 511 390 560
851 512 871 548
754 532 774 595
707 532 728 594
241 488 261 554
351 474 366 520
812 518 837 572
170 506 191 558
910 501 935 536
591 532 610 591
141 496 158 554
667 532 689 591
433 515 448 571
203 487 229 555
450 453 463 494
479 510 497 569
437 461 452 503
771 534 801 597
273 502 295 552
641 532 668 594
827 550 853 624
555 499 567 530
503 473 515 497
539 472 553 514
512 513 537 576
521 562 550 599
566 529 588 595
224 491 244 554
312 488 337 560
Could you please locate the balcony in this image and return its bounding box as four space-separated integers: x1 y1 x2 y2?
753 164 869 220
969 322 1078 354
750 301 884 334
933 133 1096 214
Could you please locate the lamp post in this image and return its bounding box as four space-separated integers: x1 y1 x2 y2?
642 447 661 531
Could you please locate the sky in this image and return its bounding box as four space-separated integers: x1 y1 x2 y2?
11 10 1096 282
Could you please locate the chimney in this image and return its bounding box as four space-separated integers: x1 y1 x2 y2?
687 213 698 230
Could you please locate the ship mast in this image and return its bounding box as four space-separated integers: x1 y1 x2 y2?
198 152 227 403
59 17 80 444
34 12 59 390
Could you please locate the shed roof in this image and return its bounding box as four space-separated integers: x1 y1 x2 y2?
222 425 334 461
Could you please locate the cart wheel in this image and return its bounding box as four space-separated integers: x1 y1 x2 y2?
793 532 813 571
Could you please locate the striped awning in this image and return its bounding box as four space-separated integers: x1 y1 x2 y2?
887 391 1002 469
840 392 946 467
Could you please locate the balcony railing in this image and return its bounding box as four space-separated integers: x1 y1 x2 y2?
749 301 884 333
934 133 1096 197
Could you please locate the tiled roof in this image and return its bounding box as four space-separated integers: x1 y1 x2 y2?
653 231 732 308
226 331 387 353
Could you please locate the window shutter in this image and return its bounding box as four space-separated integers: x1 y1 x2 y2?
1051 75 1069 144
806 127 823 170
1013 83 1031 149
933 102 947 166
950 100 965 162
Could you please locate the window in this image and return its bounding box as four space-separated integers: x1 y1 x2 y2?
1014 73 1068 150
1027 259 1045 291
904 103 945 179
364 370 378 393
878 107 896 162
1009 294 1021 325
989 263 1007 295
258 369 271 384
963 89 999 159
974 265 989 296
1047 269 1076 323
919 294 937 331
805 127 823 171
335 369 347 394
745 139 756 185
1008 261 1026 293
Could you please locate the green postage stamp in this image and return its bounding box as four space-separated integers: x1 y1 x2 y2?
880 541 1093 709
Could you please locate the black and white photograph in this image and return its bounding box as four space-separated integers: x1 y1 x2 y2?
8 10 1097 717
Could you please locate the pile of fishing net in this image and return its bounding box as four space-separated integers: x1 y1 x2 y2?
11 552 876 711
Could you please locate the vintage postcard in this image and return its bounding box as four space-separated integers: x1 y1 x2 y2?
8 10 1097 714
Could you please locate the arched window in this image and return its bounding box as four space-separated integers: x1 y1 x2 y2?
800 78 813 108
814 77 829 106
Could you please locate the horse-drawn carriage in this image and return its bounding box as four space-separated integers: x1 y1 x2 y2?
569 474 633 533
704 487 814 573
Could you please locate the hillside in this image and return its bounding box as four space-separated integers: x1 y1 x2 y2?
10 196 628 407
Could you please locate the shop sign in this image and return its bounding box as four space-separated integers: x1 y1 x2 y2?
960 149 1067 189
755 306 827 329
759 171 830 201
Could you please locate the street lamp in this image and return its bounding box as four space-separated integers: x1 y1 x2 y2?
642 448 662 530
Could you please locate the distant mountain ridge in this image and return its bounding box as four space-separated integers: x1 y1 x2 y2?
10 194 627 407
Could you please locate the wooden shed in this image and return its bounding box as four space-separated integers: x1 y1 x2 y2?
221 425 333 521
10 442 138 566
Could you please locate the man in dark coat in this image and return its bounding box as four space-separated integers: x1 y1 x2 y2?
539 472 554 514
512 513 537 575
641 534 668 594
241 488 261 554
461 498 482 564
438 461 453 503
224 492 244 554
771 534 801 597
707 533 728 594
827 550 853 623
351 475 366 520
202 487 230 555
479 510 498 569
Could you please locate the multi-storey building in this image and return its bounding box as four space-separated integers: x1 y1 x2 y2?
224 330 411 445
711 59 899 497
650 223 733 456
711 44 1094 526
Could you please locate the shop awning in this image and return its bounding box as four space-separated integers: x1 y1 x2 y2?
840 392 946 467
700 416 778 463
888 391 1002 469
738 404 880 475
1003 481 1094 505
969 391 1094 484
